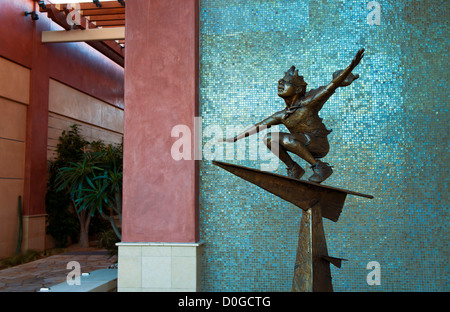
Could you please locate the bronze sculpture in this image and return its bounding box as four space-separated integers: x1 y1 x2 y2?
215 49 373 292
220 48 365 183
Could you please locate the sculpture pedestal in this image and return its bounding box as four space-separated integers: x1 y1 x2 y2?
213 161 372 292
292 203 333 292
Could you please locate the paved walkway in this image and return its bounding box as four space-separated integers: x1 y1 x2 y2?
0 247 117 292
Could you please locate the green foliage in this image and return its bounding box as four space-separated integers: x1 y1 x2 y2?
53 126 123 241
55 154 103 216
98 228 120 257
46 124 123 247
0 250 41 269
0 249 66 270
55 124 88 165
46 125 87 247
45 187 79 247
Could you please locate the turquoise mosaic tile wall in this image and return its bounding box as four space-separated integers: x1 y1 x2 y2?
199 0 448 291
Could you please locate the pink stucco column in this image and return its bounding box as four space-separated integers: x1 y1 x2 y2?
119 0 200 291
122 0 199 244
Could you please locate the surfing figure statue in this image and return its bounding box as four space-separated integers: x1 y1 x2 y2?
219 48 365 183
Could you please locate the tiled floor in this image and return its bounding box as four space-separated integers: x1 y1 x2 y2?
0 247 117 292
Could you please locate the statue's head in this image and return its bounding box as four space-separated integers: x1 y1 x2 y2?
277 66 307 98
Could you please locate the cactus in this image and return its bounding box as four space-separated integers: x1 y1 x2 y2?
16 196 23 255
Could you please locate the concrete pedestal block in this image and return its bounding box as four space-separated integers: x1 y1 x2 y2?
117 242 202 292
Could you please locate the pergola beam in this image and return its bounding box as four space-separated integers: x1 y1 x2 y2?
42 27 125 43
40 3 124 67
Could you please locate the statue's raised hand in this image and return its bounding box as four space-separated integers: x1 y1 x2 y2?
351 48 365 68
333 70 360 87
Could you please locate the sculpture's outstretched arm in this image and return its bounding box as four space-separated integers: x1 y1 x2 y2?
326 48 364 93
219 113 282 143
307 48 364 109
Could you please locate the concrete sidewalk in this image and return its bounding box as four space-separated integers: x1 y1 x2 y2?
0 247 117 292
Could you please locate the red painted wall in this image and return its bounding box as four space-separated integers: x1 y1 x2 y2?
0 0 124 107
0 0 124 217
122 0 199 243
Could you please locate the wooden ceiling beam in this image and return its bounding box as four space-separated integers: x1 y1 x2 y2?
86 14 125 21
80 8 125 16
89 21 126 27
41 4 124 67
93 20 125 27
42 27 125 43
79 2 125 10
